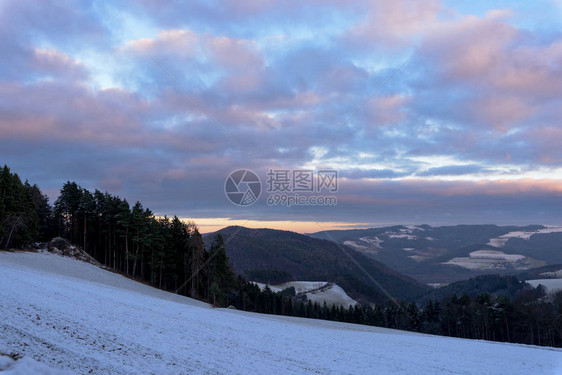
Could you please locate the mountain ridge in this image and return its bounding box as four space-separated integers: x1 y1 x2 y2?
204 226 429 304
307 224 561 284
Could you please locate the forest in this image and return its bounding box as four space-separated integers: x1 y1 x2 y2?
1 164 561 348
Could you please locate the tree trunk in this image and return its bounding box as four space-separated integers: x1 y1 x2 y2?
5 215 22 249
125 227 129 275
113 229 116 269
83 215 87 251
159 260 163 288
132 242 138 277
5 222 15 249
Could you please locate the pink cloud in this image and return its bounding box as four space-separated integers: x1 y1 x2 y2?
31 48 89 81
418 9 562 132
471 96 534 129
122 29 199 59
364 95 410 126
421 11 517 80
347 0 442 46
207 36 263 69
344 178 562 199
123 29 265 72
0 81 150 146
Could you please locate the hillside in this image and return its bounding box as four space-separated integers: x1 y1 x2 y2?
308 225 562 284
252 281 358 308
205 226 428 304
2 251 561 374
417 275 529 305
517 264 562 295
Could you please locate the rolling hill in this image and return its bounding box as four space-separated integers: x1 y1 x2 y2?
308 225 562 284
204 226 429 304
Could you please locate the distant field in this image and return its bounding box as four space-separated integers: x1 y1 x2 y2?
526 279 562 293
252 281 357 307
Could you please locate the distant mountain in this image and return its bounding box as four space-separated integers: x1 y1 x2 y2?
204 226 429 304
307 224 562 284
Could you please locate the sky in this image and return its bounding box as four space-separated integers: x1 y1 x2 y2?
1 0 562 233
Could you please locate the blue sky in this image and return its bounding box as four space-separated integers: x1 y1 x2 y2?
1 0 561 232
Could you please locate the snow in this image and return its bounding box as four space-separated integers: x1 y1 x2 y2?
252 281 357 307
527 279 562 294
1 251 562 375
487 227 562 248
540 269 562 278
488 237 510 248
358 236 384 248
406 225 425 231
408 255 429 262
275 281 328 293
344 237 383 252
443 250 540 271
253 281 327 293
387 234 417 240
0 340 74 374
304 284 357 307
0 352 73 375
427 283 448 289
343 240 367 250
468 250 525 261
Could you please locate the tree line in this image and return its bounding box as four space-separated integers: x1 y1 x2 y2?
0 165 53 248
0 166 237 304
53 179 241 303
1 164 560 348
228 280 561 348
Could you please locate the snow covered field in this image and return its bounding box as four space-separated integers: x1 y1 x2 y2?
541 269 562 278
527 279 562 294
252 281 357 307
487 226 562 248
1 251 561 374
443 249 543 271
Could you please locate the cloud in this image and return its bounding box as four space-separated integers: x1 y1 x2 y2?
1 0 562 229
123 29 199 58
417 164 490 177
31 48 89 81
346 0 442 47
415 8 562 132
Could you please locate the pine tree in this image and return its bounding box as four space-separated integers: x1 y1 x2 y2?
77 189 95 251
189 227 206 298
54 181 82 242
115 199 131 274
0 167 40 248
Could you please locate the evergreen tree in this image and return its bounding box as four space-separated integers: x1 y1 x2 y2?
0 166 40 248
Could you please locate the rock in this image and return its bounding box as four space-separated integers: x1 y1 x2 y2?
45 238 100 265
47 237 73 252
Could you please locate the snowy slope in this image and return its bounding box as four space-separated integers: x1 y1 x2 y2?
1 251 562 374
252 281 358 307
0 342 73 375
303 284 357 307
487 226 562 247
527 279 562 294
